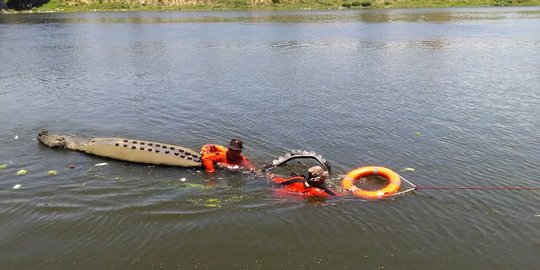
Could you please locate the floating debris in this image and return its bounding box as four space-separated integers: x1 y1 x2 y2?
68 164 75 169
14 135 19 140
48 170 58 176
0 164 6 170
16 169 28 176
415 132 421 137
180 177 186 182
94 163 108 167
401 168 415 172
12 184 21 189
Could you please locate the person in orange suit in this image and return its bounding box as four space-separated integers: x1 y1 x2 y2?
200 138 254 173
269 166 337 198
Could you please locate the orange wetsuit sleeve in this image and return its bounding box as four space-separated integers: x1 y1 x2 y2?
271 176 288 184
202 153 225 173
202 154 216 173
271 176 305 185
201 144 228 173
308 188 329 197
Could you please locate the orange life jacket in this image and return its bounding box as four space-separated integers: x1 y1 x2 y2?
200 144 252 173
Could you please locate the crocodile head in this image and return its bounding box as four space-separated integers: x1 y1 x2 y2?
37 130 69 148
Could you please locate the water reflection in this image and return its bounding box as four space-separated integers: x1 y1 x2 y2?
270 40 305 50
1 7 539 24
419 39 451 49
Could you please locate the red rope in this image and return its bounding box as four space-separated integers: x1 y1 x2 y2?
415 186 540 191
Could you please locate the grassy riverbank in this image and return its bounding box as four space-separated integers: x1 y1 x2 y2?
7 0 540 13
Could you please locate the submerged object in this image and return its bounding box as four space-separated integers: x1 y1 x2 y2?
269 149 331 172
342 166 401 200
37 130 202 167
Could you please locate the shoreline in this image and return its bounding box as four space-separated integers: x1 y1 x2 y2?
2 0 539 14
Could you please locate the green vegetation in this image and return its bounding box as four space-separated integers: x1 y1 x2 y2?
187 195 250 208
0 0 535 13
16 169 28 175
35 0 255 12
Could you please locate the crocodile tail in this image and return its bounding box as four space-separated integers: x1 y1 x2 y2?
270 149 331 173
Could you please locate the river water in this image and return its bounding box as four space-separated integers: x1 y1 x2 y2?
1 7 539 269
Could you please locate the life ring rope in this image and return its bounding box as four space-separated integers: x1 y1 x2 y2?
347 185 360 192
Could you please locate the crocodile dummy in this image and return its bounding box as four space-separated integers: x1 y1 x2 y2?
37 130 201 167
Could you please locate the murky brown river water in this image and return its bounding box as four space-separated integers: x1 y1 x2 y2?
1 7 539 269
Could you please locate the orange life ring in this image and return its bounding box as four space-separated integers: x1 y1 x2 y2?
341 166 401 199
